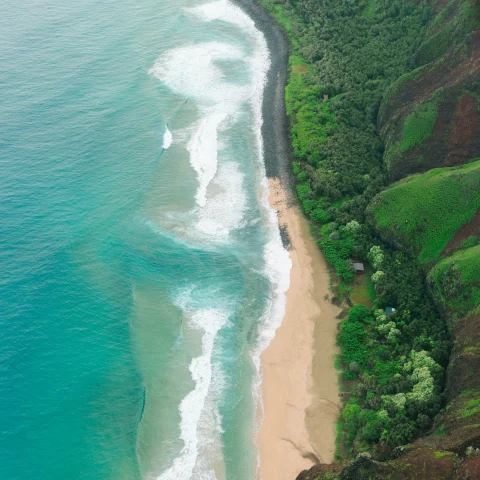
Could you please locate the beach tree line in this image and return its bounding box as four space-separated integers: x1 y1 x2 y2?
260 0 451 457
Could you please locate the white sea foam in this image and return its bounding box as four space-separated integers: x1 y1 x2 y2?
192 0 293 472
157 301 227 480
148 161 246 244
152 2 292 478
217 0 294 475
191 361 226 479
162 125 173 149
186 110 227 208
150 0 264 220
149 38 250 237
150 41 247 208
149 41 246 105
195 162 247 239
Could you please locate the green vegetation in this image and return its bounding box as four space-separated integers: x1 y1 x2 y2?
459 398 480 419
369 161 480 263
261 0 479 462
433 451 454 459
428 245 480 321
351 275 375 307
460 235 478 250
336 291 448 451
379 65 427 119
317 231 356 282
338 318 367 378
429 0 457 33
383 89 443 166
265 2 296 37
454 390 480 419
465 346 480 353
260 0 431 278
415 0 479 65
399 100 439 152
362 0 376 18
435 424 447 436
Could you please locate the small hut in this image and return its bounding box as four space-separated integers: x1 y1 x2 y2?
352 262 365 273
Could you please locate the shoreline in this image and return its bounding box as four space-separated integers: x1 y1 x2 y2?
231 1 341 478
233 0 292 183
258 180 341 479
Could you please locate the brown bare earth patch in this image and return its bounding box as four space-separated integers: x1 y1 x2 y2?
292 64 308 74
455 455 480 479
473 29 480 63
445 94 480 166
445 313 480 400
443 208 480 255
379 33 480 181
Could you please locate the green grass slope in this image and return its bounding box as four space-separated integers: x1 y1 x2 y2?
398 98 439 153
428 245 480 322
367 160 480 264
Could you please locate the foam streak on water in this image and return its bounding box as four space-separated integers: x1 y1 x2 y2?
195 162 247 239
187 110 227 208
157 306 227 480
182 0 292 354
149 41 246 208
202 0 294 474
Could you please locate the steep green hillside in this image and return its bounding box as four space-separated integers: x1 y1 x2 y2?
428 245 480 322
415 0 478 66
261 0 431 230
368 160 480 264
379 0 480 180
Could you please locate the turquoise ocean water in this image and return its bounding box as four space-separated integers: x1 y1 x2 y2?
0 1 291 479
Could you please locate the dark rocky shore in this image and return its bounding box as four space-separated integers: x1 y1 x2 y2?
233 0 293 185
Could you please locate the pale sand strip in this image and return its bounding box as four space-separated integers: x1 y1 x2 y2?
257 179 340 480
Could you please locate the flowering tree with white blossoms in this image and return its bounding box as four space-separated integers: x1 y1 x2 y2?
368 245 385 270
403 350 442 405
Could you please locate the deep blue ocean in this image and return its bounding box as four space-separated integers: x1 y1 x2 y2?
0 1 290 479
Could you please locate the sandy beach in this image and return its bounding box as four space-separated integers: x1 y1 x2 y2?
257 179 340 480
229 2 341 477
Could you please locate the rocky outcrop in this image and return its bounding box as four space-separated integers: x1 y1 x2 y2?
296 449 480 480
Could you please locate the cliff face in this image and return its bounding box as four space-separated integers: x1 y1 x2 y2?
297 0 480 478
378 0 479 181
297 449 480 479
